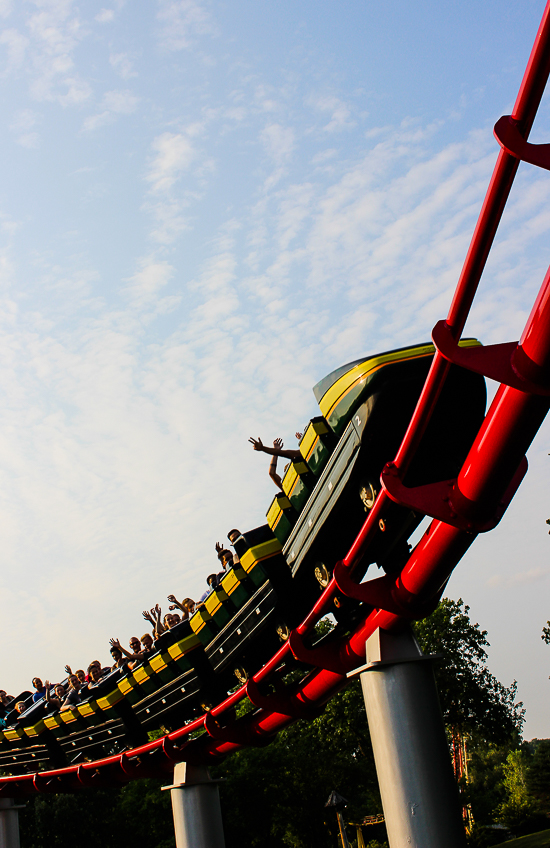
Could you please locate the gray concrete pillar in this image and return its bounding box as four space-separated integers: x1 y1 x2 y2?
0 798 23 848
354 626 466 848
163 762 225 848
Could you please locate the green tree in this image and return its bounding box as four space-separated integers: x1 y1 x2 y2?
213 679 386 848
414 597 526 835
495 749 538 830
464 743 511 827
19 779 175 848
526 739 550 812
414 598 524 744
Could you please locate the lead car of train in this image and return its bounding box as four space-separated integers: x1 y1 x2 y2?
0 339 486 773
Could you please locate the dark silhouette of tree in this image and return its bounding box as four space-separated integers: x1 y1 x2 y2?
213 679 386 848
527 739 550 811
414 598 524 745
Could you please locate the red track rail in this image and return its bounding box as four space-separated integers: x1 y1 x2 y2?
3 2 550 796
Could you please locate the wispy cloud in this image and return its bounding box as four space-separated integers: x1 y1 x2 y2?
146 129 199 192
0 27 28 73
143 199 190 245
156 0 215 51
124 257 175 308
95 8 114 24
311 94 356 133
9 108 39 147
261 123 295 164
487 568 550 588
25 1 91 104
83 88 139 131
109 52 137 79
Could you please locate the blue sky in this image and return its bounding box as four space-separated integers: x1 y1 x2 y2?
0 0 549 739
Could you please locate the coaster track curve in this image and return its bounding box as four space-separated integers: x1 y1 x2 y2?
1 0 550 798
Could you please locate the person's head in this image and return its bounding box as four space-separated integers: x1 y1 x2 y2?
76 670 86 684
89 666 102 683
183 598 195 614
129 637 141 653
109 647 122 664
0 690 7 705
32 677 43 691
54 684 66 698
172 613 181 624
227 529 241 543
219 550 232 568
140 633 153 651
15 701 26 715
206 574 217 588
68 675 80 691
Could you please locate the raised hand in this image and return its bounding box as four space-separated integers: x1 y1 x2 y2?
109 638 121 649
167 594 178 604
295 431 303 441
273 437 283 449
248 436 264 452
64 665 72 675
215 542 223 553
142 610 153 623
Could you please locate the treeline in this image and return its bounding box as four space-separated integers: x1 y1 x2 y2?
466 739 550 846
16 599 550 848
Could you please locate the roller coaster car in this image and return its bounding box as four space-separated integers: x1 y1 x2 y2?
0 340 487 774
197 340 487 677
272 340 487 612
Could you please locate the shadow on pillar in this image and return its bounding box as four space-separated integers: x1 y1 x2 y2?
162 762 226 848
0 798 24 848
349 626 466 848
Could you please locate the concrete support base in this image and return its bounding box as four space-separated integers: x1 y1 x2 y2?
356 627 466 848
0 798 23 848
163 762 225 848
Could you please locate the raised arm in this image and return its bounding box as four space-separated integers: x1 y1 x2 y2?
109 638 133 660
248 436 301 461
167 594 186 614
151 604 165 636
268 438 283 489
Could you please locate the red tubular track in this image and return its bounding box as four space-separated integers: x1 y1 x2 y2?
3 2 550 796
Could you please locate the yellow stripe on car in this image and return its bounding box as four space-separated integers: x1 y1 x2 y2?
240 537 282 572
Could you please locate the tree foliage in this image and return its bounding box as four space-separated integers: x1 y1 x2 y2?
19 780 175 848
495 750 537 828
414 598 524 744
213 679 386 848
526 739 550 811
